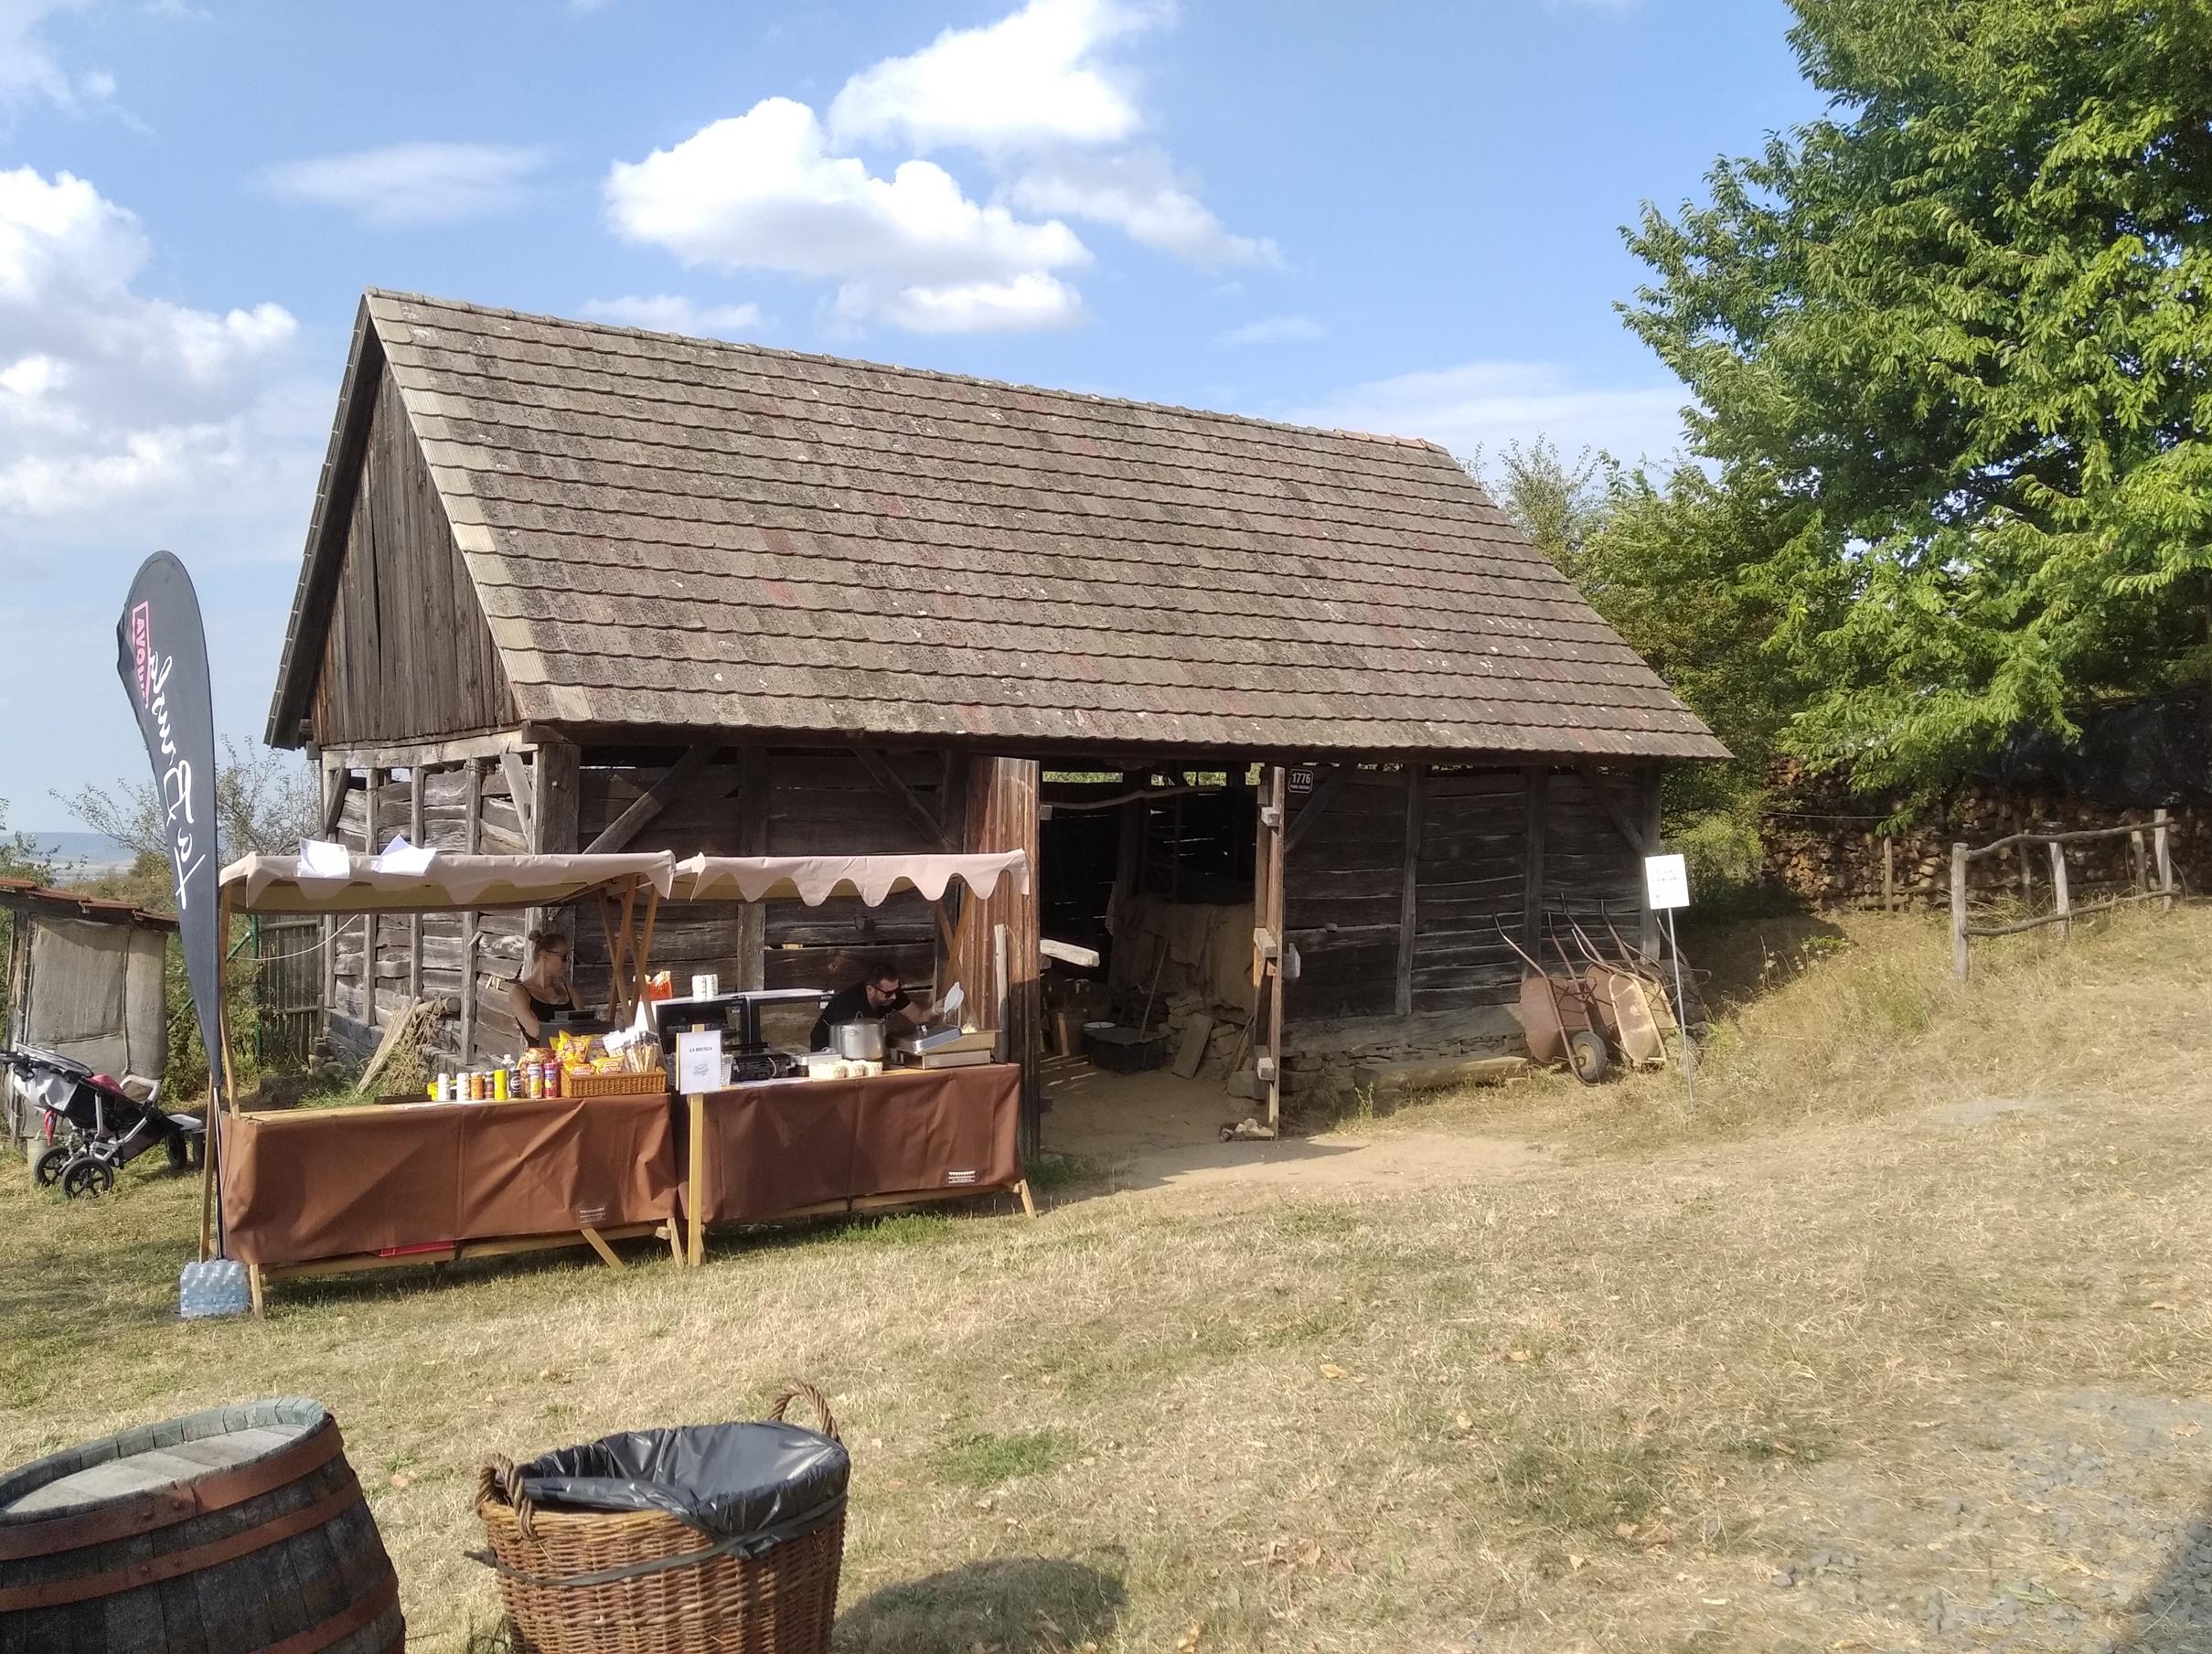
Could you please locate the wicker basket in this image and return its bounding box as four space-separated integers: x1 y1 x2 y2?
475 1386 845 1654
561 1068 669 1100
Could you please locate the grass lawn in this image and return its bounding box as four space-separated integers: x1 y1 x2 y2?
5 909 2211 1651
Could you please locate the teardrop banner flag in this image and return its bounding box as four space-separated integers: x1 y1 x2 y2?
115 552 223 1084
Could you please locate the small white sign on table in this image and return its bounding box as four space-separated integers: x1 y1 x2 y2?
1644 852 1691 912
675 1030 723 1094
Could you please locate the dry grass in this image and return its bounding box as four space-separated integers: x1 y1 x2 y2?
5 907 2212 1651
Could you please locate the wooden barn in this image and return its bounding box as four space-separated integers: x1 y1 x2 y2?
265 291 1724 1152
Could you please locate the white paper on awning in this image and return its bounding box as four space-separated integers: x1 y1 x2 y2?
219 850 678 915
672 851 1030 909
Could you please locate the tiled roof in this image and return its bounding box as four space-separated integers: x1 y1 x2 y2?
272 290 1726 761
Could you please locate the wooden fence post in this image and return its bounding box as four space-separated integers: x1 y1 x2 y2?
2155 807 2175 912
2129 825 2149 898
1881 835 1895 912
1950 842 1970 980
2048 839 2071 940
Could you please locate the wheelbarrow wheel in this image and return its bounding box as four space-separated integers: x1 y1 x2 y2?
1566 1030 1610 1086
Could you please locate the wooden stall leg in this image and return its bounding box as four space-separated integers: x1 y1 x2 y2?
1015 1179 1036 1219
687 1093 706 1267
581 1227 624 1270
197 1120 217 1264
248 1265 265 1318
664 1219 685 1265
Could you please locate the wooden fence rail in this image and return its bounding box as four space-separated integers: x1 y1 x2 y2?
1950 809 2175 979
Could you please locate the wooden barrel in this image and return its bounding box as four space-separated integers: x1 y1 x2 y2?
0 1397 403 1654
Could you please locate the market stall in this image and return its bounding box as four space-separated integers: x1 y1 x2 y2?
208 849 680 1309
664 851 1034 1263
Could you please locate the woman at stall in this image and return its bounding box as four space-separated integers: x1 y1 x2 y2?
509 931 586 1040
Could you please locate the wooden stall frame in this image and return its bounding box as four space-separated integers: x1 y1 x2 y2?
677 1092 1032 1268
660 848 1039 1263
202 857 675 1311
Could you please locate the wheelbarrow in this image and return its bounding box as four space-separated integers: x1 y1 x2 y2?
1563 912 1669 1071
1496 918 1611 1084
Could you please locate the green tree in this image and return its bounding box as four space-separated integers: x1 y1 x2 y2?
1468 438 1619 577
1625 0 2212 794
59 737 319 875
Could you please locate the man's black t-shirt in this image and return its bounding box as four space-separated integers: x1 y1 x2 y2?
809 982 912 1050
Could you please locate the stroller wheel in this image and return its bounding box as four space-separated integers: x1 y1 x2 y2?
61 1158 116 1200
33 1144 71 1188
1566 1030 1611 1086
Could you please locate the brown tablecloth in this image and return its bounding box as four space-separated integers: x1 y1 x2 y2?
219 1093 678 1266
681 1064 1021 1225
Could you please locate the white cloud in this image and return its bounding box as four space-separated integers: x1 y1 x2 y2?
580 294 766 338
828 0 1158 154
605 97 1090 333
1217 314 1325 347
0 1 115 122
0 166 317 570
261 142 548 229
1011 148 1276 267
1282 362 1692 468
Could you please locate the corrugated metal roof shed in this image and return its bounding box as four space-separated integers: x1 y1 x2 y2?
270 291 1726 763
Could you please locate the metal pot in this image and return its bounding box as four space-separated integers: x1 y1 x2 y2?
830 1020 885 1061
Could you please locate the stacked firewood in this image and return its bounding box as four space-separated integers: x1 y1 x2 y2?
1760 759 2206 909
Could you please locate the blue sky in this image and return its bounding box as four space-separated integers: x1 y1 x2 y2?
0 0 1817 825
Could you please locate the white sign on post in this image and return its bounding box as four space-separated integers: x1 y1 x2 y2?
675 1029 722 1094
1644 852 1691 912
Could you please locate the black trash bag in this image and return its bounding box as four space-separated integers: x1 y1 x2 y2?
518 1422 849 1552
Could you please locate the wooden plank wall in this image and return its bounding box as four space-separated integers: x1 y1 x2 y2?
326 754 535 1062
568 748 954 1007
311 367 514 749
1283 763 1650 1026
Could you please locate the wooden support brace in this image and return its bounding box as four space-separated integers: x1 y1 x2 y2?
500 751 538 850
1576 763 1650 856
1281 767 1348 860
687 1094 707 1267
853 745 952 851
580 1227 623 1269
586 744 724 854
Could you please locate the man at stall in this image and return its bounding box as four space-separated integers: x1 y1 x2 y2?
809 960 930 1051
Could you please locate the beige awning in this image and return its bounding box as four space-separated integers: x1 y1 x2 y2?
672 852 1030 908
219 851 678 915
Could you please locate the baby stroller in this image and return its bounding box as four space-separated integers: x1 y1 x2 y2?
2 1045 203 1198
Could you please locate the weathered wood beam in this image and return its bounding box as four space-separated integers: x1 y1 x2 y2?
459 758 483 1062
585 743 723 854
852 745 952 851
1522 768 1550 953
1396 765 1422 1019
499 751 537 851
1282 767 1351 860
735 749 770 992
1637 768 1663 961
319 729 530 774
407 766 424 1000
1576 763 1651 856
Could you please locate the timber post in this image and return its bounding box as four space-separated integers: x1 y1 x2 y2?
1881 835 1895 912
2048 839 2071 940
1950 842 1970 980
2155 807 2175 912
1395 764 1420 1019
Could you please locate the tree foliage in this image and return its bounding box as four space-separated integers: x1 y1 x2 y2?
1626 0 2212 793
59 737 319 877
